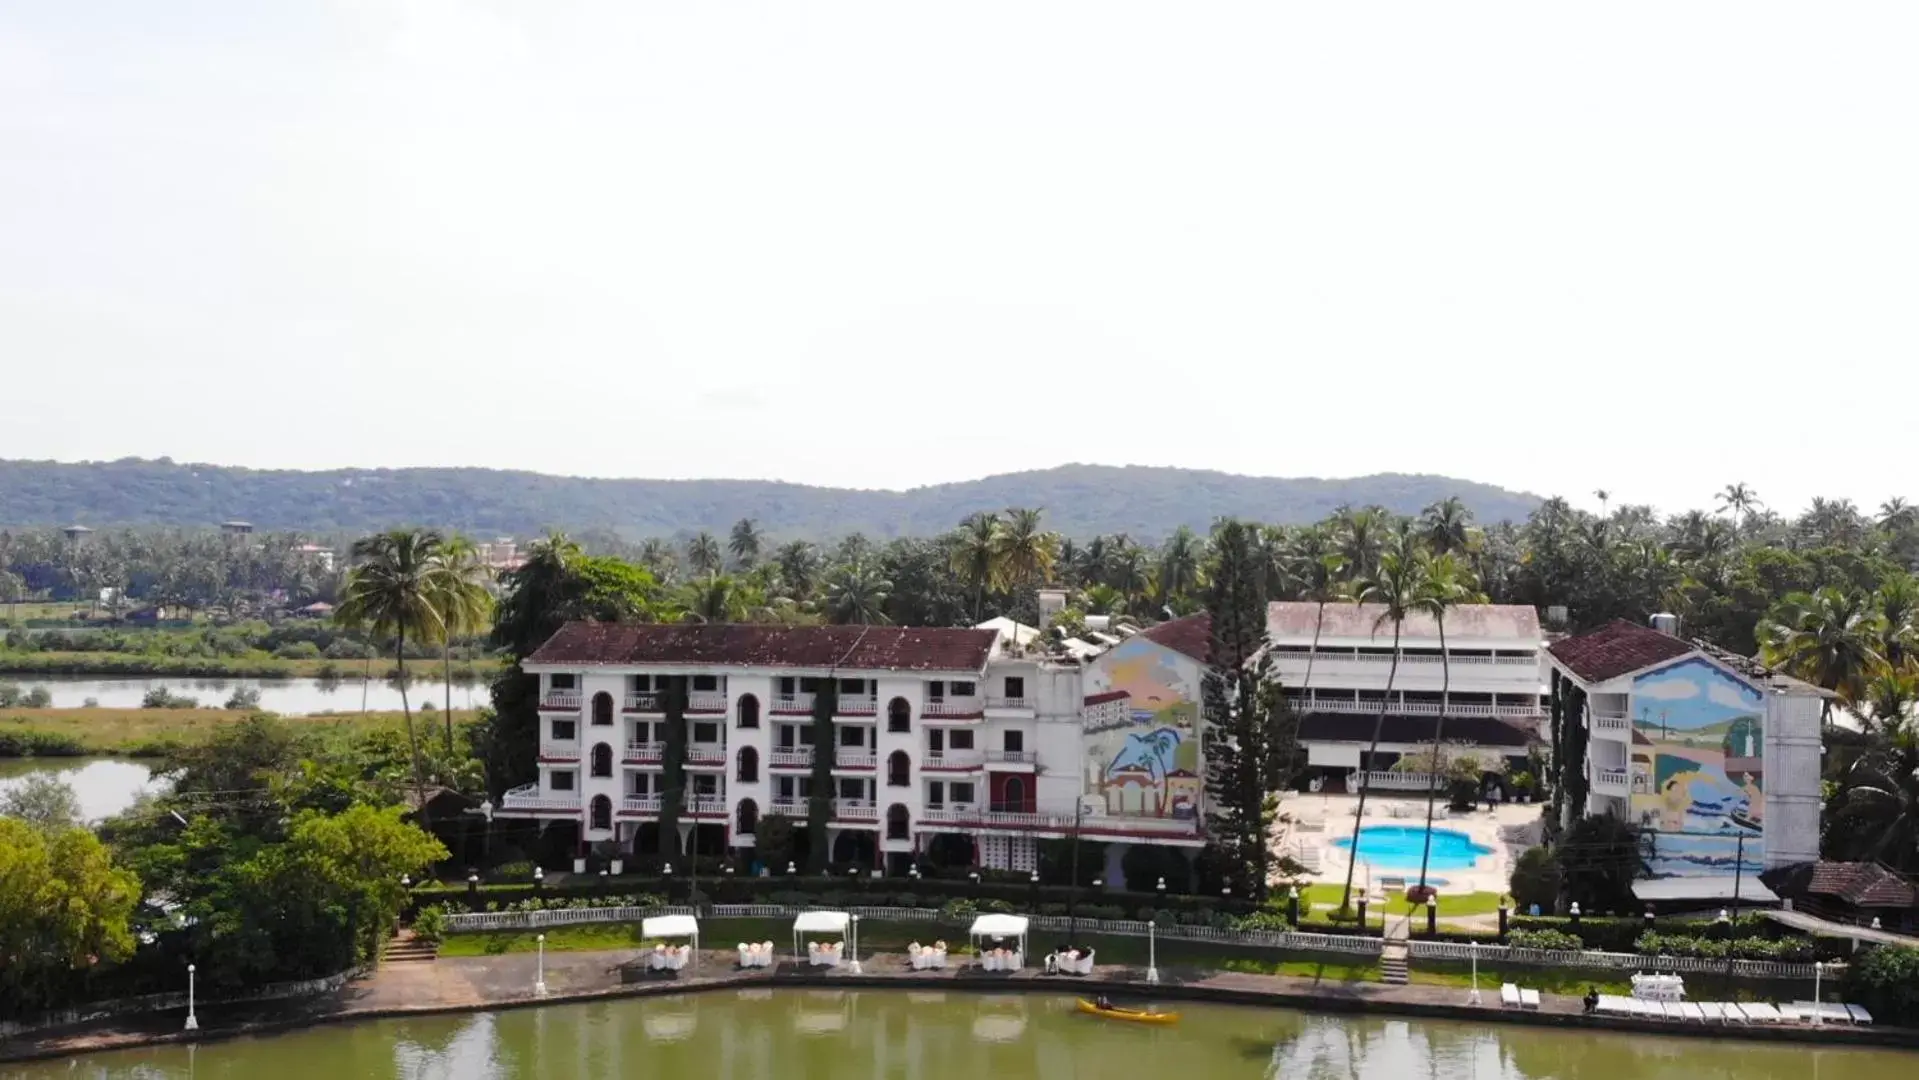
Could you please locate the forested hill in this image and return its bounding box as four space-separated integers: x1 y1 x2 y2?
0 459 1542 538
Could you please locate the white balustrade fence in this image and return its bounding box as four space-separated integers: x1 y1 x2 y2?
1407 940 1838 981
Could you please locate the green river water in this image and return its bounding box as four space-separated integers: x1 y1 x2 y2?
4 990 1907 1079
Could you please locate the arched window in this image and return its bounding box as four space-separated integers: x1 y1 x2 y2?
886 803 910 841
737 693 761 728
589 794 612 830
591 743 613 778
887 750 910 787
737 798 759 837
737 745 759 784
887 696 911 733
591 692 614 726
1001 776 1024 812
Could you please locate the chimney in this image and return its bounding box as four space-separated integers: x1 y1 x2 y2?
1650 612 1681 637
1036 587 1068 632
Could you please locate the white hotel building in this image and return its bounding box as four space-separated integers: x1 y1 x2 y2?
1263 601 1547 788
497 621 1203 875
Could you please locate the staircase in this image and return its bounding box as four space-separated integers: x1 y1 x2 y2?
1379 914 1411 985
382 928 439 964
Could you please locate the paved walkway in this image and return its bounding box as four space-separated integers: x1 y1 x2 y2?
5 947 1910 1065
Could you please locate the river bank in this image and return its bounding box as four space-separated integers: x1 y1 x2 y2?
0 707 483 756
4 948 1912 1067
0 650 502 681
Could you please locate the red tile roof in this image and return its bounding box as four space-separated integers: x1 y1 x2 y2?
1547 619 1696 684
526 622 997 673
1135 612 1211 664
1084 690 1130 706
1807 862 1919 909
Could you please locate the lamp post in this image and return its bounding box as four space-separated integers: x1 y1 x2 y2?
1812 961 1823 1025
1467 943 1481 1006
184 963 199 1031
849 914 863 975
533 866 544 895
1426 896 1438 938
788 861 797 876
663 863 674 903
479 798 494 871
1146 916 1160 985
535 933 547 995
1029 870 1039 912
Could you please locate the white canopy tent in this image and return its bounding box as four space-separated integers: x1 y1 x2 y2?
642 914 701 971
968 913 1029 970
792 910 852 965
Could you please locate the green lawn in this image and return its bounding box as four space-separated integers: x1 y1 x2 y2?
1298 884 1509 919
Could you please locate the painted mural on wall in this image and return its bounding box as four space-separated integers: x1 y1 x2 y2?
1628 657 1766 876
1082 638 1202 820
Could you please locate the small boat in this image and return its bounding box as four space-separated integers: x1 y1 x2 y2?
1076 999 1180 1025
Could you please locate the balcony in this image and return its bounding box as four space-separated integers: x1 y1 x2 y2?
772 693 816 715
1592 767 1631 794
916 804 1198 834
1591 712 1631 736
920 699 985 723
771 796 805 816
625 741 664 763
769 748 815 770
624 692 662 712
833 750 877 771
833 799 878 821
685 744 726 768
498 783 580 815
621 794 728 816
920 750 984 771
539 690 583 711
539 739 581 761
836 695 878 716
985 749 1036 766
986 696 1034 711
686 693 728 714
1288 696 1544 720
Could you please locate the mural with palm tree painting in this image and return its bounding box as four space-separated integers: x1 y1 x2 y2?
1628 657 1767 876
1081 637 1203 820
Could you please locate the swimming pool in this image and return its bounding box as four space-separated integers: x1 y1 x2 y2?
1331 825 1494 870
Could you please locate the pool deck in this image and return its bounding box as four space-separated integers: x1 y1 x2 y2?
6 947 1915 1065
1276 792 1540 900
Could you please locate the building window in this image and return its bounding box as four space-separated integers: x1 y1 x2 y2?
694 774 719 797
840 678 865 694
738 746 759 784
738 694 760 728
952 681 975 697
888 750 910 787
589 795 611 830
737 798 759 836
779 676 796 696
887 804 909 841
797 726 816 747
1003 676 1025 699
951 782 976 806
694 721 719 743
1000 776 1025 812
949 729 974 751
927 781 945 805
629 675 652 692
552 719 577 741
550 770 575 792
591 743 613 777
551 673 577 689
693 675 719 692
628 773 650 796
839 725 865 748
591 692 614 726
838 778 865 800
1003 730 1024 754
887 697 911 732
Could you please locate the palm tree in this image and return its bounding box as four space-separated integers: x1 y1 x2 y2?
428 534 495 754
1108 538 1150 611
1863 670 1918 732
728 519 762 569
1873 574 1919 673
335 529 452 818
687 532 724 577
1831 726 1919 872
1285 527 1348 696
635 538 677 581
1878 498 1915 533
994 507 1059 591
948 512 1004 622
1420 498 1475 557
1413 551 1482 893
1717 483 1760 533
1759 588 1886 723
823 561 894 624
684 575 748 622
1156 526 1204 609
1337 549 1422 911
773 540 821 601
1334 506 1387 583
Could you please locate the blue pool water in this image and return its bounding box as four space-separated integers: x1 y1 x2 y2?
1331 825 1493 870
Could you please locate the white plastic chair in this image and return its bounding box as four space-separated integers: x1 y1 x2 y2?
1500 984 1521 1009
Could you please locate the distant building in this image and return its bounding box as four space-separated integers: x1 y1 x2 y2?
220 520 254 539
295 543 336 573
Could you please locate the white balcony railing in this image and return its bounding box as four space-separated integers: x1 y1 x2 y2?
540 690 583 710
834 750 877 770
539 739 581 761
625 741 664 760
921 750 984 770
686 693 729 713
916 804 1197 833
1593 767 1631 792
625 692 661 712
986 696 1034 710
621 794 728 816
1592 712 1631 733
833 799 878 819
772 693 816 714
685 744 726 766
771 797 805 816
769 748 814 769
921 698 984 718
985 750 1036 765
837 695 878 716
500 783 581 813
1288 696 1544 720
1274 652 1540 669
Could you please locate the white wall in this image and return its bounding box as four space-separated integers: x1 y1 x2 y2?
1763 691 1824 869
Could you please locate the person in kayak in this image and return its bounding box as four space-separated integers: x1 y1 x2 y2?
1096 995 1114 1010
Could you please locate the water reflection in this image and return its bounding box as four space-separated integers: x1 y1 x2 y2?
0 758 162 821
16 675 486 715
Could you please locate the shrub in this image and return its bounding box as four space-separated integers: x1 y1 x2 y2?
938 898 978 923
1447 776 1480 812
21 686 51 708
224 686 262 710
1635 931 1813 961
1508 846 1560 913
1508 928 1583 951
273 641 323 660
412 904 449 944
1848 946 1919 1026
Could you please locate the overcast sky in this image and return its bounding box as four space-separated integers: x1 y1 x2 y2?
3 2 1914 516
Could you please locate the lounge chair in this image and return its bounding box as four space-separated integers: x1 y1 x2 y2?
1739 1002 1784 1024
1695 1002 1728 1023
1595 994 1632 1017
1520 989 1541 1011
1500 983 1521 1009
1846 1004 1875 1025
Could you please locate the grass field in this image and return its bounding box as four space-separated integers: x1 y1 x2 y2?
1297 884 1509 920
0 706 484 755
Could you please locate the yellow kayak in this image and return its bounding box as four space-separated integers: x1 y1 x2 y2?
1077 999 1180 1025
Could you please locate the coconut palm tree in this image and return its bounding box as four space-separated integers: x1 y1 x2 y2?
773 540 821 601
1285 527 1348 696
1108 537 1150 611
1420 498 1475 557
823 560 894 624
994 507 1059 592
687 532 724 577
1156 526 1204 609
1336 549 1422 911
728 518 762 569
1334 505 1387 583
1716 483 1761 534
1759 588 1886 723
948 512 1004 622
335 528 452 818
429 534 495 754
1830 725 1919 872
1873 574 1919 673
1413 551 1483 893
